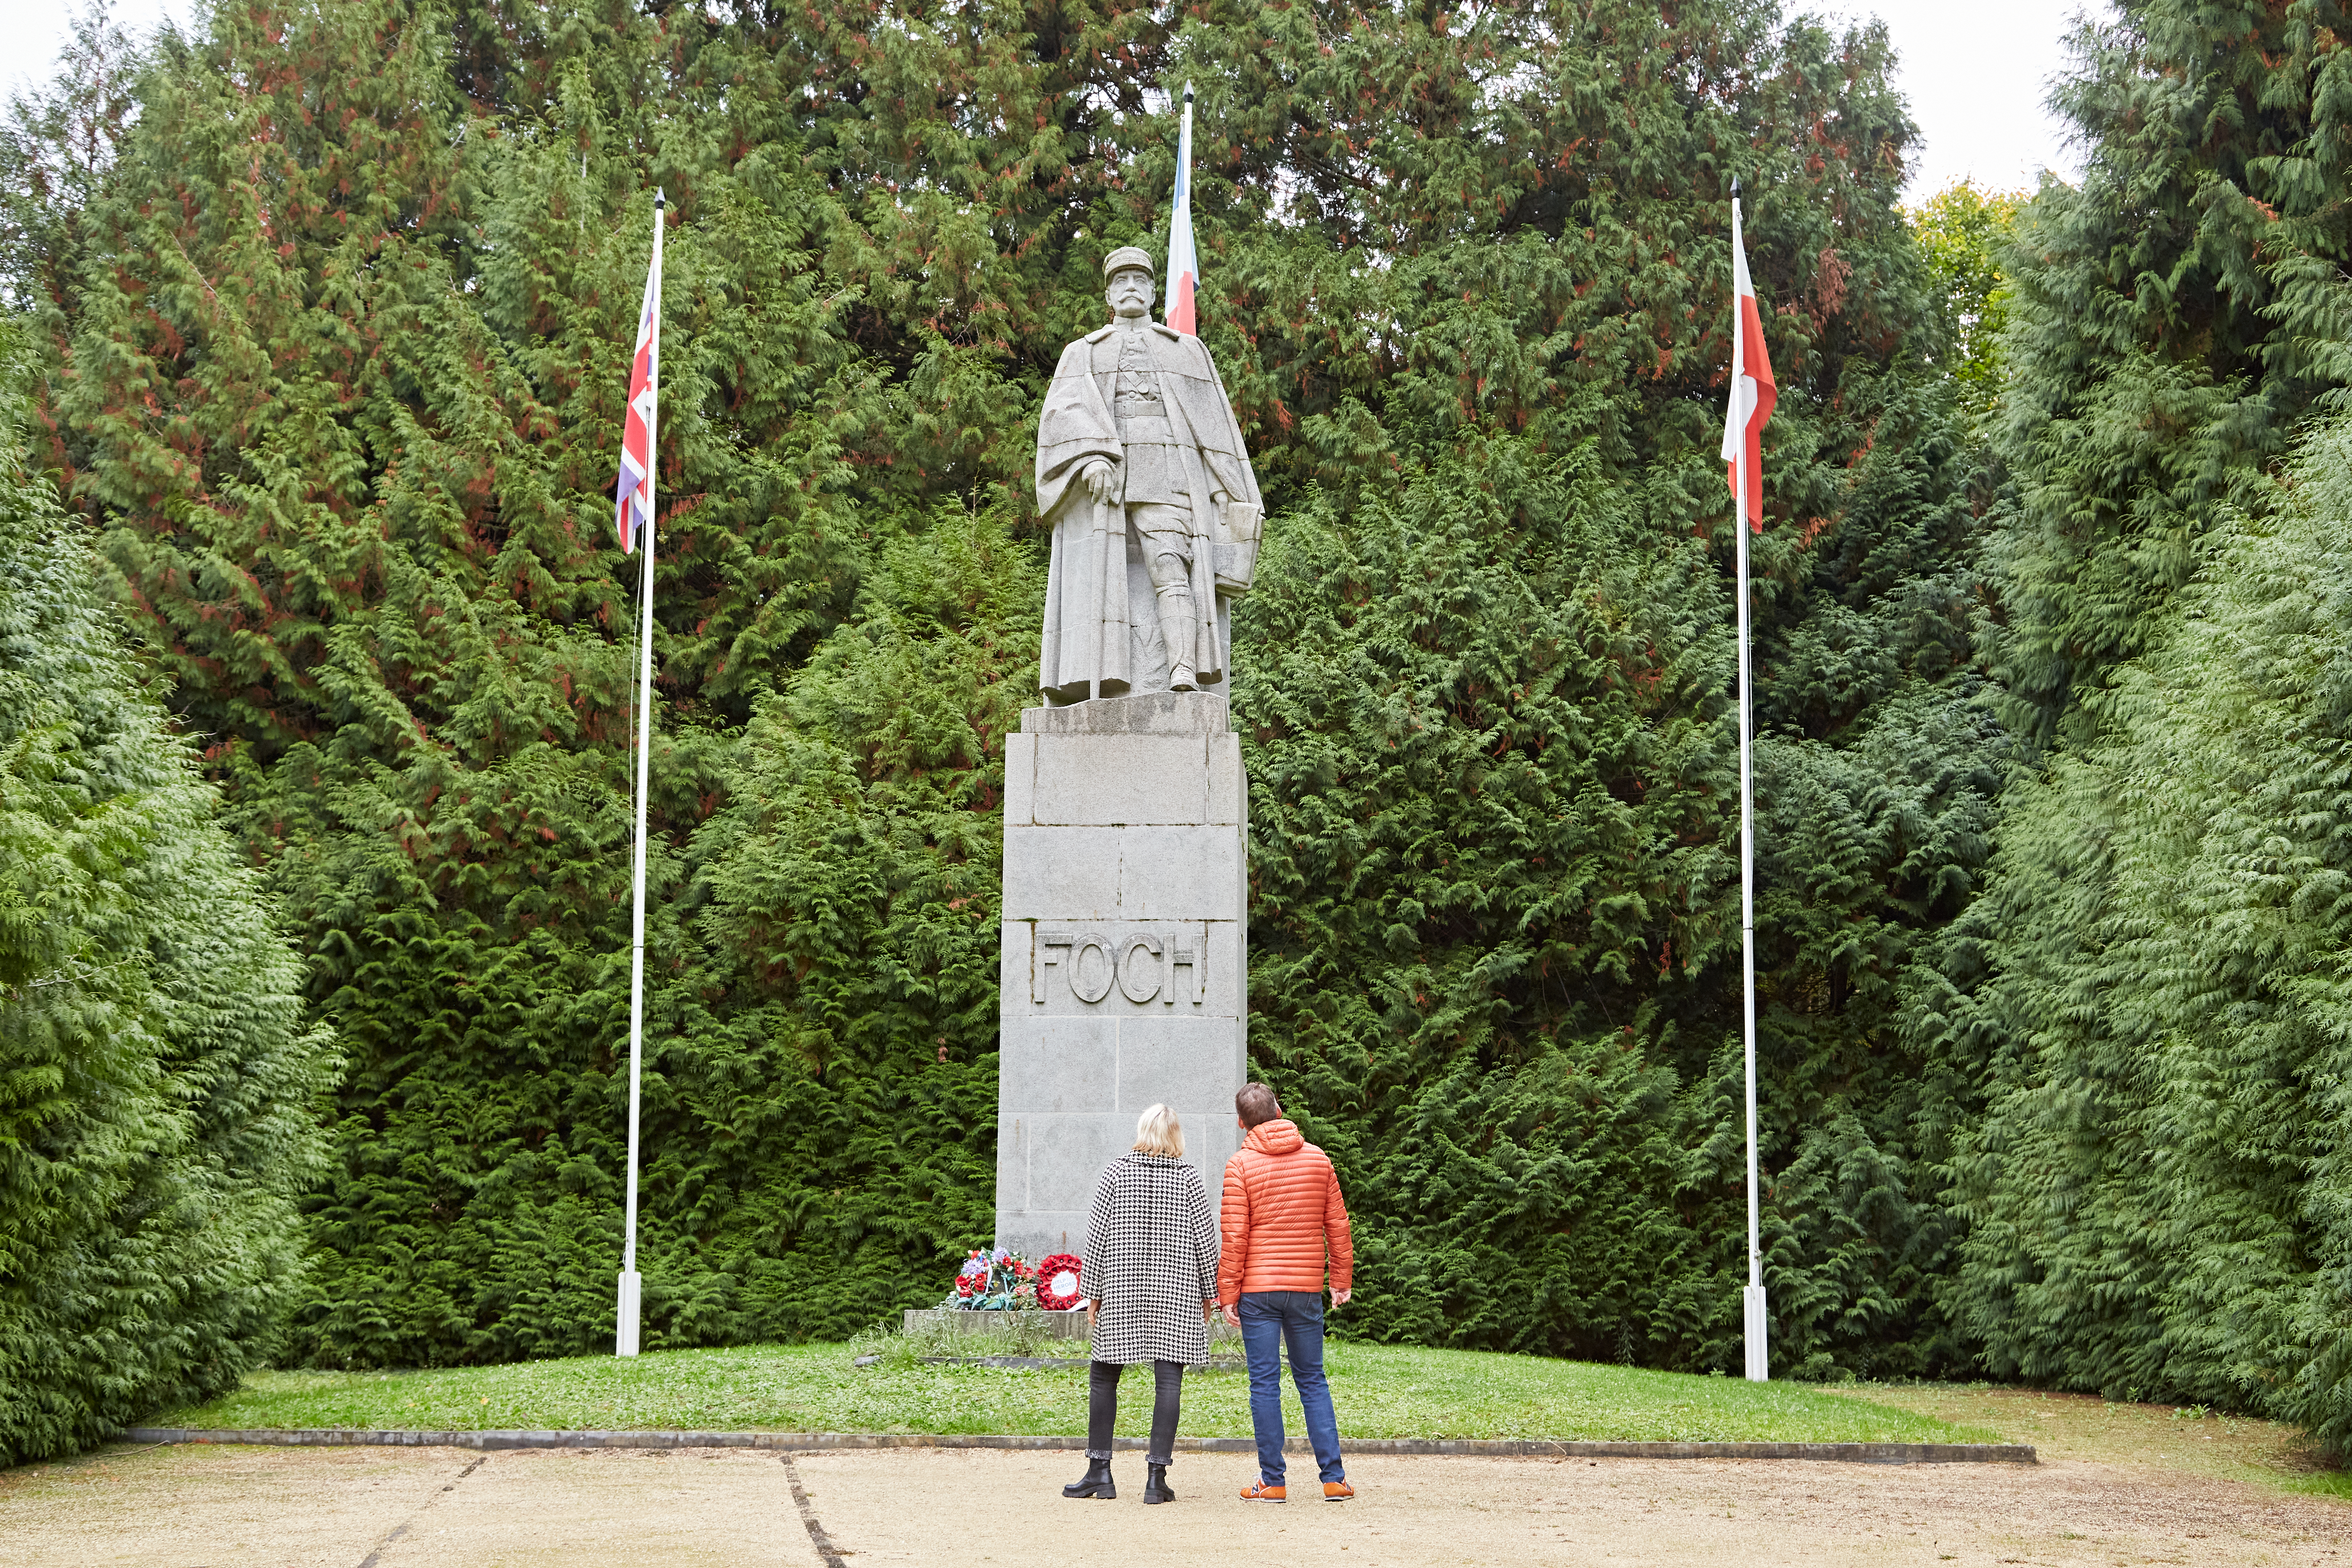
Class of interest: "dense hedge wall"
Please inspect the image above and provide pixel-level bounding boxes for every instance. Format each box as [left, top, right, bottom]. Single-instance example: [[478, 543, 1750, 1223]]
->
[[0, 345, 336, 1463], [1908, 0, 2352, 1452], [9, 0, 1992, 1377]]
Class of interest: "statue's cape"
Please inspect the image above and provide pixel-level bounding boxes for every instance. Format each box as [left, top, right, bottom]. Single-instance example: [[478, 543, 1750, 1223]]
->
[[1035, 323, 1263, 519], [1033, 324, 1264, 704]]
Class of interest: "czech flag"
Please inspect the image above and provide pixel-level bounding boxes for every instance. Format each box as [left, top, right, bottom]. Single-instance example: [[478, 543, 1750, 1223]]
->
[[1166, 84, 1197, 336], [615, 195, 664, 552], [1720, 192, 1776, 530]]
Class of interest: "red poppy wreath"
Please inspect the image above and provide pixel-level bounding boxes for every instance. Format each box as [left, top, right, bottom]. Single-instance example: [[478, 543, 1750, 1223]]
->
[[1035, 1253, 1084, 1311]]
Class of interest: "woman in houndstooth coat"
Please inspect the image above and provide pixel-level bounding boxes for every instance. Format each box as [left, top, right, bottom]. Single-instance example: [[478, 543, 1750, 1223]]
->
[[1062, 1104, 1220, 1505]]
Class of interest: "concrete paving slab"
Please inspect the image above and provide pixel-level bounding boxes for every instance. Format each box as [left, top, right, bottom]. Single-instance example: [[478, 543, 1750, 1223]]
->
[[367, 1448, 817, 1568], [0, 1442, 466, 1567], [6, 1440, 2349, 1567]]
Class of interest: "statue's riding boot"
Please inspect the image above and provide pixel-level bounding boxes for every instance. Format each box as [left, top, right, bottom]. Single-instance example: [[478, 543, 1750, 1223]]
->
[[1155, 586, 1196, 690]]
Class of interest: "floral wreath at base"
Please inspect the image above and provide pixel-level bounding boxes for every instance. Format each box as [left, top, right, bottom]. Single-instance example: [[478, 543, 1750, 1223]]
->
[[1035, 1253, 1084, 1312], [946, 1247, 1041, 1310]]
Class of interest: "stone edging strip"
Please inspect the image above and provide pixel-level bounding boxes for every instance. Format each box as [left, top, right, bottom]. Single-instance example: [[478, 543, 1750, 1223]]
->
[[122, 1428, 2034, 1464], [911, 1356, 1251, 1371]]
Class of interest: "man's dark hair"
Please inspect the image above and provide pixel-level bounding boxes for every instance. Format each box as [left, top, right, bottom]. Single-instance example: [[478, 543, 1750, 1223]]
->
[[1235, 1083, 1283, 1128]]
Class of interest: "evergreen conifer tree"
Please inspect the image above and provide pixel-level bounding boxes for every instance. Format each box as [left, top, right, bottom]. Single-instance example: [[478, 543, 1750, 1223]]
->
[[1898, 0, 2352, 1439], [36, 0, 885, 1362], [1986, 0, 2352, 749], [0, 338, 334, 1463], [1929, 399, 2352, 1447]]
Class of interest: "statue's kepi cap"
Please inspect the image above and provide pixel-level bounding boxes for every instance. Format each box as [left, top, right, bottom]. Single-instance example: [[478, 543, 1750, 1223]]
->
[[1103, 245, 1155, 281]]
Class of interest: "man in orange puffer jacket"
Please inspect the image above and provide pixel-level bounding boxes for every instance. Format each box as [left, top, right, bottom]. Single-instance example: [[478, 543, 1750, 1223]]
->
[[1218, 1082, 1354, 1502]]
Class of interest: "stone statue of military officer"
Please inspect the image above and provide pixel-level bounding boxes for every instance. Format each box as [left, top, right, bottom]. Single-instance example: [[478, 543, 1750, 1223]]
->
[[1033, 247, 1264, 704]]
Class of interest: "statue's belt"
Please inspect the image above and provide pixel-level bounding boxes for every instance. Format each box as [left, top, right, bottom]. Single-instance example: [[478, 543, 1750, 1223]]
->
[[1114, 414, 1176, 443]]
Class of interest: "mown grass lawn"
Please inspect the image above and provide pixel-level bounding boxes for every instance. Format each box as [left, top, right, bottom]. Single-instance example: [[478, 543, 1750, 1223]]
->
[[1851, 1381, 2352, 1499], [156, 1341, 2001, 1445]]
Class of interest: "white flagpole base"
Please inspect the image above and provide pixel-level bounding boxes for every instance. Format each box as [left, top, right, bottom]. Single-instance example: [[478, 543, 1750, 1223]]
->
[[616, 1270, 643, 1358], [1743, 1284, 1769, 1381]]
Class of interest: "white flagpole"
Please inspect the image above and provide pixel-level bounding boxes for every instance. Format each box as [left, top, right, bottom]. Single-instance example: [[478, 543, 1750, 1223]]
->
[[1177, 84, 1193, 250], [1732, 185, 1768, 1383], [617, 189, 663, 1360]]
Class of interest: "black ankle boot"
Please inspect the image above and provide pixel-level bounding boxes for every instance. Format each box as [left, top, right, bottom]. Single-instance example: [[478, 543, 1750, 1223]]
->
[[1143, 1463, 1175, 1504], [1062, 1457, 1115, 1499]]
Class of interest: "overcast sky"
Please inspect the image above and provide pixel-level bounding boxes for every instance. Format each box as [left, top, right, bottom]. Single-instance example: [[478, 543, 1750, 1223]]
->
[[1828, 0, 2087, 196], [1, 0, 2084, 200], [0, 0, 187, 98]]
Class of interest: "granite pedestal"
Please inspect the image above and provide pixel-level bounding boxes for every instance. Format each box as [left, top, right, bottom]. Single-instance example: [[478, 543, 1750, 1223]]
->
[[995, 690, 1247, 1260]]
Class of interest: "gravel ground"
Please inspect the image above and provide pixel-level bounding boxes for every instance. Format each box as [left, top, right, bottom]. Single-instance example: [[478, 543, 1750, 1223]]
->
[[3, 1438, 2349, 1567], [806, 1447, 2352, 1567]]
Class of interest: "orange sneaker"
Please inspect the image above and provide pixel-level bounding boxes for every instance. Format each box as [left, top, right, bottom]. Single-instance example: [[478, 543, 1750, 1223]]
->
[[1323, 1481, 1354, 1501], [1239, 1481, 1287, 1501]]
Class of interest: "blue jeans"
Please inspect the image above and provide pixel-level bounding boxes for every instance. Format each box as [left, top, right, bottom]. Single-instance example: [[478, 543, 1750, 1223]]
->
[[1238, 1291, 1344, 1485]]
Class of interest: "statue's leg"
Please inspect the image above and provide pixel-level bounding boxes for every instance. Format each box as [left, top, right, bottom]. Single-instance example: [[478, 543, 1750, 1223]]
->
[[1142, 533, 1196, 690]]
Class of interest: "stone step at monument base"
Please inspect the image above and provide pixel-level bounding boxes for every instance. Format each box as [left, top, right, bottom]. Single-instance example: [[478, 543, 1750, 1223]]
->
[[901, 1308, 1243, 1346], [903, 1308, 1090, 1339]]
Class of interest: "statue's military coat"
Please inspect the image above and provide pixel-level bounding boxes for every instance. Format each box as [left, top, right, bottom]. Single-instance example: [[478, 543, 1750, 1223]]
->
[[1034, 322, 1263, 704]]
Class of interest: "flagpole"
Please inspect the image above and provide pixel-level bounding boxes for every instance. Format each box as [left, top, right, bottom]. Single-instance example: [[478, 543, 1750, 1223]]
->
[[1732, 183, 1767, 1384], [617, 188, 663, 1360], [1179, 83, 1193, 217]]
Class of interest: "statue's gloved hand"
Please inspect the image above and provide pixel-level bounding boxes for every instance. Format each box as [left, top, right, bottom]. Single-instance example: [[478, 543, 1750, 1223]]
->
[[1079, 459, 1118, 505]]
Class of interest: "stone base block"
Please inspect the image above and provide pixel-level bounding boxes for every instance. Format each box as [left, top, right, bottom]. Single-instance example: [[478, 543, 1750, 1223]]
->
[[998, 692, 1248, 1259]]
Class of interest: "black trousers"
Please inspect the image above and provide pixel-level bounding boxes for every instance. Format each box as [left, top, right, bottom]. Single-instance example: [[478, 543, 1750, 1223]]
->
[[1085, 1358, 1183, 1465]]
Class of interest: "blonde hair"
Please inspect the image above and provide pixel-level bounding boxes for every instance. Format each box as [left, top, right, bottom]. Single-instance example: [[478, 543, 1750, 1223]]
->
[[1133, 1103, 1185, 1158]]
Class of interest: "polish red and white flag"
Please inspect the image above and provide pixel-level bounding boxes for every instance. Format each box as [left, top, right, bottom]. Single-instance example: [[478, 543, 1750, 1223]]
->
[[614, 197, 664, 553], [1165, 83, 1198, 335], [1721, 194, 1776, 529]]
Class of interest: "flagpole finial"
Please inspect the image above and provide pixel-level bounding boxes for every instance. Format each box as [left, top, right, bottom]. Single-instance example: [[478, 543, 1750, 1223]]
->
[[655, 189, 665, 211], [1730, 176, 1741, 197], [1184, 82, 1193, 103]]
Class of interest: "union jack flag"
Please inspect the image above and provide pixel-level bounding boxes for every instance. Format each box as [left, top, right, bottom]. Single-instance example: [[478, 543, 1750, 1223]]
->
[[615, 194, 664, 552]]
